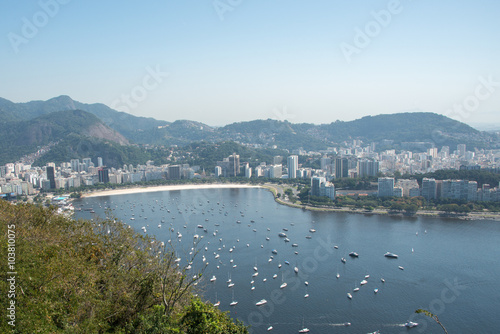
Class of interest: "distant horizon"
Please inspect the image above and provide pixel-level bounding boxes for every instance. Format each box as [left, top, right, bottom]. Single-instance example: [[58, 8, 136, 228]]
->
[[2, 94, 499, 131]]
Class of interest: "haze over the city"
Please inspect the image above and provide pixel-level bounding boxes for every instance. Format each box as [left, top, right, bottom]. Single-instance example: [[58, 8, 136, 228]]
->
[[1, 0, 499, 127]]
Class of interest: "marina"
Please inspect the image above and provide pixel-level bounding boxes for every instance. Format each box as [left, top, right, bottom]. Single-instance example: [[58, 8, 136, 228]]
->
[[75, 187, 500, 333]]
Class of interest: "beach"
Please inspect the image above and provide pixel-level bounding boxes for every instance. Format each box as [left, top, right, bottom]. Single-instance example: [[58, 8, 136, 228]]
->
[[83, 183, 261, 198]]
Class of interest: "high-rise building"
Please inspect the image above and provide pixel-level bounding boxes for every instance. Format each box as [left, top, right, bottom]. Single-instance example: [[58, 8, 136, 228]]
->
[[311, 176, 326, 197], [46, 166, 56, 189], [98, 167, 110, 183], [287, 155, 298, 179], [335, 158, 348, 179], [358, 159, 379, 177], [215, 166, 222, 177], [70, 159, 80, 172], [168, 165, 181, 179], [273, 156, 283, 165], [228, 153, 240, 177], [97, 157, 103, 167], [457, 144, 466, 157], [421, 178, 437, 200], [378, 177, 395, 197]]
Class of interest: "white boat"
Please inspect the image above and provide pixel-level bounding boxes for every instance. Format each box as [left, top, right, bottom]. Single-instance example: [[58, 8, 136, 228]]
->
[[365, 274, 370, 279], [210, 275, 216, 282], [347, 293, 352, 299], [399, 266, 405, 270], [256, 299, 267, 306], [381, 278, 385, 283], [349, 252, 359, 257], [298, 329, 310, 333], [305, 235, 312, 239], [304, 293, 309, 298], [304, 281, 309, 286], [228, 282, 235, 288], [230, 301, 238, 306], [252, 272, 259, 277], [309, 228, 316, 233], [267, 325, 273, 331], [213, 301, 220, 307], [294, 267, 299, 274], [334, 245, 338, 249], [336, 273, 340, 279], [360, 280, 368, 285], [405, 321, 418, 328], [273, 274, 278, 279], [341, 257, 347, 263], [374, 288, 379, 293], [280, 282, 287, 289], [254, 266, 258, 272], [279, 232, 287, 237], [353, 287, 360, 292], [384, 252, 399, 258]]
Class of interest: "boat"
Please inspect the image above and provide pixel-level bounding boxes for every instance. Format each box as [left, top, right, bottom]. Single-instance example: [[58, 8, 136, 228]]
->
[[341, 257, 347, 263], [278, 232, 287, 237], [284, 238, 290, 242], [304, 281, 309, 286], [292, 243, 299, 247], [210, 275, 216, 282], [228, 282, 235, 288], [230, 301, 238, 306], [347, 293, 352, 299], [381, 278, 385, 283], [273, 274, 278, 279], [294, 267, 299, 273], [349, 252, 359, 257], [254, 266, 258, 272], [298, 328, 310, 333], [353, 287, 360, 292], [267, 326, 273, 331], [282, 228, 288, 231], [272, 249, 278, 254], [404, 321, 418, 328], [285, 261, 290, 265], [399, 266, 405, 270], [384, 252, 399, 258], [252, 272, 259, 277], [305, 235, 312, 239], [213, 301, 220, 307], [334, 245, 339, 249], [280, 282, 287, 289], [374, 288, 379, 293], [197, 225, 203, 229], [304, 293, 309, 298], [365, 275, 370, 279], [309, 228, 316, 233], [344, 322, 351, 326], [256, 299, 267, 306], [360, 280, 368, 285], [336, 273, 340, 279]]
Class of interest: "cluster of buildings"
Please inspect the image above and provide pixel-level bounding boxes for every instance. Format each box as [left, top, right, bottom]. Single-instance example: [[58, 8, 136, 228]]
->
[[378, 177, 500, 202], [0, 157, 202, 197], [1, 141, 499, 204]]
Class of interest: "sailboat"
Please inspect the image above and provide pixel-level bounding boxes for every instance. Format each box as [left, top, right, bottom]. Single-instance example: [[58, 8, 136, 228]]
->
[[230, 290, 238, 306], [213, 292, 220, 307], [280, 273, 287, 289], [299, 318, 310, 332]]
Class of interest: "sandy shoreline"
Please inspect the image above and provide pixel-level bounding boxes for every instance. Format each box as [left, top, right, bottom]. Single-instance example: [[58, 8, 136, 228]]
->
[[83, 183, 261, 198]]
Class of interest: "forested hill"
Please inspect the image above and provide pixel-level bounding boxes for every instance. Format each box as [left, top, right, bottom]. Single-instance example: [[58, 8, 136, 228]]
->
[[1, 95, 497, 164], [0, 201, 249, 333]]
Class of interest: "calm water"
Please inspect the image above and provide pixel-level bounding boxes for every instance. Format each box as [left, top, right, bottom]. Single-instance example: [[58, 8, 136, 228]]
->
[[75, 188, 500, 334]]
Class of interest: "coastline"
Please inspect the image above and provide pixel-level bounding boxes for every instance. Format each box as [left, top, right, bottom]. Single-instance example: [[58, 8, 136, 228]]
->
[[261, 184, 500, 221], [79, 182, 500, 221], [83, 183, 261, 198]]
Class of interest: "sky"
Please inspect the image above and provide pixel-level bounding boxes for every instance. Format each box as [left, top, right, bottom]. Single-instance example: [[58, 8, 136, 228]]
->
[[1, 0, 499, 127]]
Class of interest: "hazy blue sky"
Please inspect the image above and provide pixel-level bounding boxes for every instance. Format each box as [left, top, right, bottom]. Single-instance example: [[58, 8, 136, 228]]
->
[[1, 0, 499, 127]]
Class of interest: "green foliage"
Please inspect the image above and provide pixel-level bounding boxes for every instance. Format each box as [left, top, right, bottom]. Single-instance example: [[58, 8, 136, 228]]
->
[[415, 309, 449, 334], [0, 201, 248, 333]]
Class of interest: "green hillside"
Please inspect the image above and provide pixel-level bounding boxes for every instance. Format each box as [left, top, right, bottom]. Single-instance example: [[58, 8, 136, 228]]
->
[[0, 201, 248, 333]]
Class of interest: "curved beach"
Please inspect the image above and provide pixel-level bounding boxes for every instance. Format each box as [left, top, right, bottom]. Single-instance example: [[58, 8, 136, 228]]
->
[[83, 183, 261, 198]]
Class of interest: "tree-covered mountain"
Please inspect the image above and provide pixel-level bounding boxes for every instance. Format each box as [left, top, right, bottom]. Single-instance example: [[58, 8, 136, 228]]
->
[[0, 95, 168, 143], [0, 110, 129, 165], [1, 96, 497, 165]]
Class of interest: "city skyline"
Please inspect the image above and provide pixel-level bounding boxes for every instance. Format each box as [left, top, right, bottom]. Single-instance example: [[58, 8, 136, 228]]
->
[[1, 1, 499, 127]]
